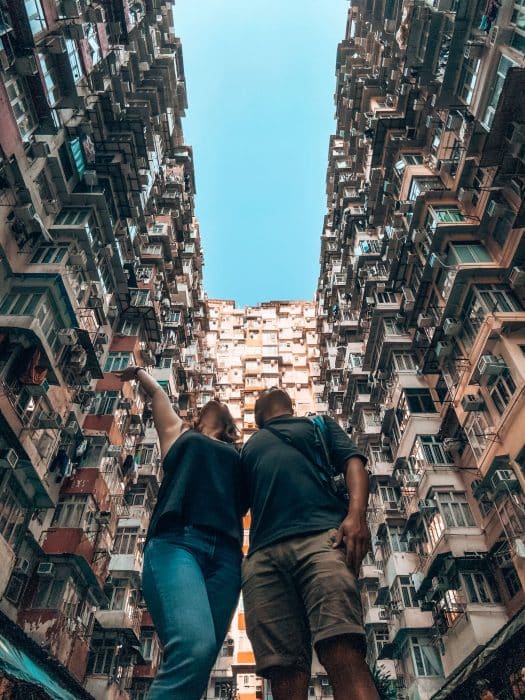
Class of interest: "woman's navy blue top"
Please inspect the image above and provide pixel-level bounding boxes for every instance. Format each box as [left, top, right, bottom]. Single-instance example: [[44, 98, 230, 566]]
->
[[146, 430, 244, 545]]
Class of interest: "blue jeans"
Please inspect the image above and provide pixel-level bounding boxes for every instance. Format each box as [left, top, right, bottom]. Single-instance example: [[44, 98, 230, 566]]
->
[[142, 526, 242, 700]]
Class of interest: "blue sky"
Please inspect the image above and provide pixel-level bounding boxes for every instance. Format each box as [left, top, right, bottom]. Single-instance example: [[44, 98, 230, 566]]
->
[[174, 1, 348, 306]]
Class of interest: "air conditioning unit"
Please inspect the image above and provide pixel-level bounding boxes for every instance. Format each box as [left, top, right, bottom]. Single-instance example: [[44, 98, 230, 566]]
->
[[457, 187, 473, 204], [446, 111, 463, 132], [14, 203, 36, 225], [39, 412, 63, 429], [83, 171, 98, 186], [509, 266, 525, 289], [14, 55, 38, 76], [461, 394, 485, 412], [443, 318, 461, 336], [106, 445, 122, 457], [57, 328, 79, 346], [69, 249, 87, 267], [68, 345, 87, 369], [428, 253, 443, 268], [379, 609, 391, 620], [0, 447, 18, 469], [15, 557, 30, 574], [491, 469, 518, 491], [37, 562, 55, 577], [425, 115, 435, 129], [118, 398, 132, 410], [381, 436, 391, 448], [403, 289, 415, 310], [405, 473, 421, 487], [489, 26, 514, 47], [478, 354, 506, 377], [443, 438, 463, 452], [435, 340, 452, 359], [486, 199, 506, 218], [29, 141, 51, 158], [418, 313, 433, 328]]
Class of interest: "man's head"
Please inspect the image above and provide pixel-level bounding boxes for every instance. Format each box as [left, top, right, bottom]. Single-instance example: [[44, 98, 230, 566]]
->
[[254, 387, 294, 428]]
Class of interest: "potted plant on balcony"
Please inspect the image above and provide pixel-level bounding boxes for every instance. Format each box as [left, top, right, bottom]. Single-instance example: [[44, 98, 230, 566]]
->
[[372, 666, 397, 700]]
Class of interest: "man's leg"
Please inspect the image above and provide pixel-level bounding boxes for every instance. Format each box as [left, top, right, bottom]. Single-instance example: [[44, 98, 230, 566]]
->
[[241, 543, 312, 697], [267, 667, 310, 700], [317, 635, 379, 700]]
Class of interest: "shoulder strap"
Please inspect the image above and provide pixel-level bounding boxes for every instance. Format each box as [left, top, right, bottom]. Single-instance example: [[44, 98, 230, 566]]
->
[[311, 416, 335, 476], [263, 419, 334, 485]]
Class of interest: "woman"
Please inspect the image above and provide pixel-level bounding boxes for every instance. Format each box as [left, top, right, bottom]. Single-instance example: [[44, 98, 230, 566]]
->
[[118, 365, 243, 700]]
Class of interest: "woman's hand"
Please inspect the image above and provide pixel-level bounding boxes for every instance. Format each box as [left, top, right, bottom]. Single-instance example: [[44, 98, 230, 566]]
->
[[116, 366, 141, 382]]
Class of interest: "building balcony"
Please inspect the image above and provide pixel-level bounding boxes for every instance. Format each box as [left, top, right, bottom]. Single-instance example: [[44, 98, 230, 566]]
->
[[94, 605, 142, 643], [42, 528, 109, 590], [109, 549, 144, 575], [388, 607, 434, 645], [439, 602, 509, 678]]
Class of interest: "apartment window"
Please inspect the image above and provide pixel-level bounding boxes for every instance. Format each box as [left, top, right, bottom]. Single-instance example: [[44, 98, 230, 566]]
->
[[36, 296, 62, 355], [383, 319, 405, 335], [65, 38, 83, 82], [135, 444, 157, 465], [434, 492, 475, 527], [0, 290, 40, 316], [465, 411, 493, 461], [113, 527, 139, 555], [482, 55, 517, 130], [408, 176, 443, 201], [55, 207, 91, 226], [408, 637, 443, 677], [426, 207, 465, 230], [379, 485, 398, 504], [87, 637, 116, 675], [5, 77, 38, 140], [30, 246, 68, 264], [92, 391, 118, 415], [458, 56, 480, 105], [448, 243, 492, 264], [38, 53, 61, 106], [118, 320, 141, 336], [0, 480, 27, 548], [32, 576, 66, 609], [52, 495, 95, 530], [416, 435, 453, 465], [214, 681, 231, 698], [159, 357, 172, 369], [394, 153, 424, 174], [405, 389, 436, 413], [140, 631, 158, 663], [24, 0, 46, 35], [104, 352, 132, 372], [107, 578, 129, 610], [4, 570, 29, 604], [86, 23, 102, 65], [488, 369, 516, 415], [393, 576, 418, 608], [393, 353, 416, 371], [460, 572, 500, 604]]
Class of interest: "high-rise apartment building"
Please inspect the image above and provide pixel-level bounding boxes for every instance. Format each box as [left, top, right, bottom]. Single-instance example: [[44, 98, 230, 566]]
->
[[0, 1, 211, 698], [316, 1, 525, 699]]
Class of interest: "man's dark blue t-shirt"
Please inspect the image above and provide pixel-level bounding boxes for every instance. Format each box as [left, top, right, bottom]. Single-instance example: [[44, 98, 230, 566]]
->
[[241, 415, 367, 555]]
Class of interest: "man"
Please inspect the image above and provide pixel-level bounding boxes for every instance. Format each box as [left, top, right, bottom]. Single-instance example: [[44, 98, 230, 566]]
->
[[241, 387, 379, 700]]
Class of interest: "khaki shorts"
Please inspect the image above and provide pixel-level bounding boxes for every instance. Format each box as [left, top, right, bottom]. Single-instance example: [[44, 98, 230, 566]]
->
[[241, 528, 365, 677]]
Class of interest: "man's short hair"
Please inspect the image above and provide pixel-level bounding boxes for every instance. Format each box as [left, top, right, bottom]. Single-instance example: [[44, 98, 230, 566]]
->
[[254, 387, 293, 428]]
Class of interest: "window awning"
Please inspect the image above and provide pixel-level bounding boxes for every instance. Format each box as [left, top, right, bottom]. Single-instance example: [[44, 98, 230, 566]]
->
[[0, 613, 94, 700], [431, 608, 525, 699]]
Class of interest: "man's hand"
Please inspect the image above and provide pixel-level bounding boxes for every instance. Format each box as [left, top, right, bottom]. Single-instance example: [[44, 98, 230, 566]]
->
[[333, 511, 371, 572]]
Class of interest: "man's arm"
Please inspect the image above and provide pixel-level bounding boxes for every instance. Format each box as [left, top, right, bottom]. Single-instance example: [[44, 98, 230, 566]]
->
[[333, 456, 371, 572]]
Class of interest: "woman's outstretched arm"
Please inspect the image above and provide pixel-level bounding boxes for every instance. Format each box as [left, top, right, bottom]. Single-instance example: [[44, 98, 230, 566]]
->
[[117, 366, 185, 458]]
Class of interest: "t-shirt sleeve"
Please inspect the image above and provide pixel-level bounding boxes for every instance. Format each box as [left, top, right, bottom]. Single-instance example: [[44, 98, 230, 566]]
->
[[324, 416, 367, 472]]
